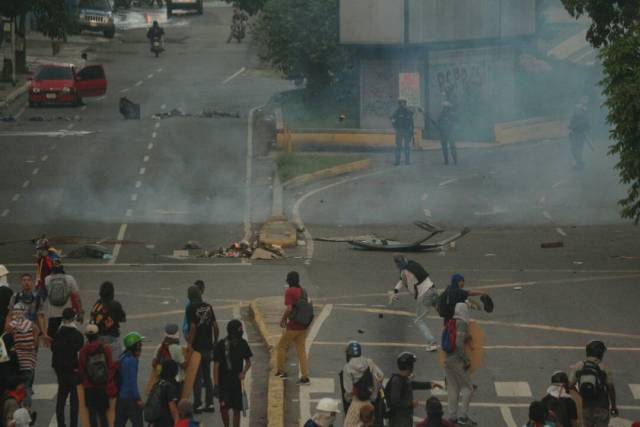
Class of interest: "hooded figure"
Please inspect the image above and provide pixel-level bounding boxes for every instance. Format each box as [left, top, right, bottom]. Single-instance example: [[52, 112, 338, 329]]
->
[[91, 281, 126, 357], [188, 285, 203, 304]]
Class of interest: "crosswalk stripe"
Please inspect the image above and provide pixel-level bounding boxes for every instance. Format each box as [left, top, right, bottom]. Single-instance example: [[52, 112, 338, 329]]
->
[[629, 384, 640, 400], [494, 382, 532, 398], [33, 384, 58, 400]]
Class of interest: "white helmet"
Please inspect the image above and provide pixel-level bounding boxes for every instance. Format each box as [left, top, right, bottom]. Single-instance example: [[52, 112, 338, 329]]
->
[[0, 264, 8, 278], [316, 398, 341, 413]]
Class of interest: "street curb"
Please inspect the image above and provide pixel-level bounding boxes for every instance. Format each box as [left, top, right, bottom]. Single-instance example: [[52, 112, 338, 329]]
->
[[258, 216, 298, 248], [0, 83, 28, 110], [250, 300, 284, 427], [283, 158, 371, 189]]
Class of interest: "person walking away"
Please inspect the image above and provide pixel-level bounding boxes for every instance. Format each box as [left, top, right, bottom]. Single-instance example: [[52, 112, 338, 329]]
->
[[227, 8, 248, 43], [438, 101, 458, 165], [339, 341, 384, 426], [384, 352, 442, 427], [569, 340, 618, 427], [303, 398, 340, 427], [391, 99, 414, 166], [153, 323, 187, 393], [542, 371, 578, 427], [437, 274, 488, 322], [7, 274, 48, 344], [568, 101, 591, 170], [174, 399, 200, 427], [147, 21, 165, 49], [79, 324, 116, 427], [35, 238, 60, 296], [213, 319, 252, 427], [0, 265, 13, 334], [186, 285, 219, 414], [6, 303, 40, 418], [523, 401, 555, 427], [91, 281, 126, 357], [416, 397, 455, 427], [144, 359, 179, 427], [390, 255, 439, 351], [182, 280, 205, 339], [115, 332, 145, 427], [276, 271, 313, 384], [45, 263, 83, 339], [52, 308, 84, 427], [443, 303, 476, 426]]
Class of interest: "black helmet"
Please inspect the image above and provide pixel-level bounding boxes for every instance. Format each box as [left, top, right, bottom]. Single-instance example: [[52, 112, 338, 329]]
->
[[397, 352, 417, 371], [550, 371, 569, 385], [346, 341, 362, 360], [586, 340, 606, 359]]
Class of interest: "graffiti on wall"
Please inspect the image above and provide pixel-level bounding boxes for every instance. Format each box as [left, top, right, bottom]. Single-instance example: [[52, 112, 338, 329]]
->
[[361, 62, 397, 127]]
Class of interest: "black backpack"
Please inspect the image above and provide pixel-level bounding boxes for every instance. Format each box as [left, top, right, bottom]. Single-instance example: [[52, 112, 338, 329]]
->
[[289, 289, 314, 328], [577, 360, 607, 400], [405, 261, 428, 283], [85, 345, 108, 385], [353, 367, 375, 401], [144, 380, 166, 423], [436, 288, 455, 319]]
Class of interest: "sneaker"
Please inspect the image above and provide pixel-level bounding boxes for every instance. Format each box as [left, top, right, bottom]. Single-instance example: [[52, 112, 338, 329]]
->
[[275, 371, 288, 379], [194, 405, 204, 414], [297, 377, 310, 385], [456, 416, 477, 426], [203, 404, 215, 413], [425, 343, 439, 352]]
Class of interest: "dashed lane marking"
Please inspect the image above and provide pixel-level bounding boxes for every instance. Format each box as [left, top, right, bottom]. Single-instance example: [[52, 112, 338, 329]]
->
[[32, 168, 39, 175], [148, 142, 154, 150], [81, 105, 87, 111], [499, 405, 519, 427], [131, 193, 138, 201], [1, 209, 8, 217], [155, 122, 160, 129], [120, 88, 130, 93], [495, 382, 532, 398], [74, 115, 80, 120], [157, 67, 163, 73], [22, 180, 29, 189], [139, 167, 146, 175], [424, 208, 432, 218], [543, 211, 552, 220], [135, 180, 142, 188], [11, 194, 20, 202], [143, 155, 150, 162], [135, 80, 143, 87], [552, 180, 565, 189], [438, 177, 459, 186], [147, 74, 154, 79], [109, 223, 128, 265], [96, 95, 106, 101], [630, 384, 640, 400], [152, 132, 157, 139], [41, 155, 48, 162], [161, 104, 166, 110], [556, 227, 567, 236], [67, 123, 73, 129], [126, 208, 133, 217], [223, 67, 246, 84]]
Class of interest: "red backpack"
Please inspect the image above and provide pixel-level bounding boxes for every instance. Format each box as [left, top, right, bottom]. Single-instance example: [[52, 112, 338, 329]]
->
[[152, 341, 172, 368], [441, 319, 457, 353]]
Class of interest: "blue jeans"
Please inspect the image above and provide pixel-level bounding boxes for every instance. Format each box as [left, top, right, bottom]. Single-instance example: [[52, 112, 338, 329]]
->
[[415, 290, 437, 344], [21, 369, 34, 408], [115, 398, 143, 427]]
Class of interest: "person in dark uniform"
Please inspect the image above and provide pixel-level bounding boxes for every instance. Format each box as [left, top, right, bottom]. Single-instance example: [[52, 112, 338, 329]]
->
[[391, 99, 414, 166], [569, 101, 591, 170], [438, 101, 458, 165]]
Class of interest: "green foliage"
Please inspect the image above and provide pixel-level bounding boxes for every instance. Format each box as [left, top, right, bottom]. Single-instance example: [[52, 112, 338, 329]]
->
[[253, 0, 352, 94], [224, 0, 266, 16], [0, 0, 33, 17], [33, 0, 70, 41], [276, 152, 364, 183], [562, 0, 640, 223]]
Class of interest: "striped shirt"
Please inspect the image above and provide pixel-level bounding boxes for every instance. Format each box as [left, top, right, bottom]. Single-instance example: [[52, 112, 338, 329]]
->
[[10, 319, 37, 370]]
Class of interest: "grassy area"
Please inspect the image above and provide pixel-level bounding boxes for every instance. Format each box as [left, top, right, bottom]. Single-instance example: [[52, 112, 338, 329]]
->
[[276, 152, 364, 183]]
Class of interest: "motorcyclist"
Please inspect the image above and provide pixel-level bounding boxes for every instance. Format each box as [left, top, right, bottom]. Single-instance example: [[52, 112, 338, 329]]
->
[[227, 8, 248, 43], [147, 20, 165, 49]]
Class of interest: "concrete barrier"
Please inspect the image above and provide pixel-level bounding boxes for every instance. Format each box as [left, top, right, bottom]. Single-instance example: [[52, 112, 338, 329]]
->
[[276, 128, 421, 151], [283, 159, 371, 188]]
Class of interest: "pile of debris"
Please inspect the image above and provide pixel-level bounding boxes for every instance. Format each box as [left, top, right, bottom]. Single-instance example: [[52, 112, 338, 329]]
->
[[150, 107, 241, 120], [194, 239, 285, 260]]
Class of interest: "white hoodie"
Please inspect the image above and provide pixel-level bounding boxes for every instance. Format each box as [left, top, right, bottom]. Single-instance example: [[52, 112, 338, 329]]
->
[[341, 356, 384, 402]]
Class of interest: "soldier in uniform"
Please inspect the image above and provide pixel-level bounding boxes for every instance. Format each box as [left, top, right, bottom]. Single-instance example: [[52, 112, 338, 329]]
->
[[391, 99, 414, 166], [569, 101, 591, 170], [438, 101, 458, 165]]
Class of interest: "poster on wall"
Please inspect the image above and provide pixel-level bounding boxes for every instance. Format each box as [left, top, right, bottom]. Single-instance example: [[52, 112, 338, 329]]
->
[[399, 72, 421, 107]]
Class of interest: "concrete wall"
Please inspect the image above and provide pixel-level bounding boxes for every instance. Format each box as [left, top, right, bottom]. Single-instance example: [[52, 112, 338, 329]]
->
[[340, 0, 404, 45]]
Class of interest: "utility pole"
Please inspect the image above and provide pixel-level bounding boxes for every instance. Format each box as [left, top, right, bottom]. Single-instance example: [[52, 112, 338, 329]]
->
[[11, 16, 16, 86]]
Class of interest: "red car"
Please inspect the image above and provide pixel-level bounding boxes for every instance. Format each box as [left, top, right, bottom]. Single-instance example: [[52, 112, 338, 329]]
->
[[29, 64, 108, 107]]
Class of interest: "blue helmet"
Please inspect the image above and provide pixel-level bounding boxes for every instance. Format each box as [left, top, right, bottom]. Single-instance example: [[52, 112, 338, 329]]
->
[[346, 341, 362, 360]]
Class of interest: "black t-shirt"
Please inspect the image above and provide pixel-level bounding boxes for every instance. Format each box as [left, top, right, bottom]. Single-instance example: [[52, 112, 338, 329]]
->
[[442, 288, 469, 321], [186, 302, 216, 351], [92, 299, 126, 337], [542, 394, 578, 427], [213, 337, 252, 386], [0, 286, 13, 332], [156, 381, 179, 427]]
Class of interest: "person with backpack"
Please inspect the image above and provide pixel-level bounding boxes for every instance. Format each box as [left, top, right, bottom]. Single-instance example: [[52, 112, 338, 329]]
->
[[79, 323, 116, 427], [174, 399, 200, 427], [303, 398, 340, 427], [213, 319, 252, 427], [416, 397, 455, 427], [276, 271, 313, 385], [443, 302, 476, 426], [0, 264, 13, 334], [35, 238, 60, 296], [44, 264, 83, 339], [186, 285, 219, 414], [52, 308, 84, 427], [390, 255, 439, 352], [339, 341, 384, 426], [144, 359, 179, 427], [7, 274, 48, 344], [541, 371, 577, 427], [384, 352, 442, 427], [153, 323, 186, 392], [437, 274, 488, 322], [182, 280, 205, 339], [569, 340, 618, 427], [115, 332, 145, 427], [90, 281, 126, 357], [523, 400, 555, 427]]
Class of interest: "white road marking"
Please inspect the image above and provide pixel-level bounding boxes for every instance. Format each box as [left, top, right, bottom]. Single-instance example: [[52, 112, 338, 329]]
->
[[143, 155, 150, 162], [11, 194, 20, 202], [299, 378, 335, 427], [48, 414, 57, 427], [120, 88, 129, 93], [495, 382, 532, 397], [126, 208, 133, 217], [96, 95, 106, 101], [152, 132, 157, 139], [15, 104, 27, 119], [552, 180, 565, 189], [155, 122, 160, 129], [51, 143, 57, 150], [74, 115, 80, 120], [147, 143, 154, 150], [157, 67, 163, 73], [109, 223, 128, 265], [539, 195, 546, 204], [556, 227, 567, 236], [161, 104, 166, 110], [139, 167, 146, 175], [81, 105, 87, 111], [147, 74, 154, 79], [424, 208, 432, 218], [1, 209, 8, 217], [243, 107, 258, 242], [223, 67, 246, 84], [22, 180, 30, 189], [32, 384, 58, 400], [135, 80, 143, 87], [499, 405, 519, 427], [421, 193, 428, 201], [438, 177, 458, 186], [131, 193, 138, 201], [542, 211, 552, 220], [67, 123, 74, 129], [630, 384, 640, 400], [135, 180, 142, 188], [41, 155, 48, 162], [0, 130, 93, 137]]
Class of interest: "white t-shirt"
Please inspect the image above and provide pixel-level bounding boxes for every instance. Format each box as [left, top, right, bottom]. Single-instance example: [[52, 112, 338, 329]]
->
[[44, 274, 79, 318]]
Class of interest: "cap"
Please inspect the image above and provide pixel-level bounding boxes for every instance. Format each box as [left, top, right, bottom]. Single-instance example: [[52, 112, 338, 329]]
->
[[164, 323, 179, 336], [36, 238, 50, 250], [0, 264, 9, 277], [85, 324, 99, 335], [316, 397, 341, 413], [62, 308, 76, 321]]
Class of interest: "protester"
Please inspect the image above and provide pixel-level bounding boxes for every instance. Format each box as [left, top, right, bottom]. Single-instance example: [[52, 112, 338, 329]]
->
[[568, 100, 591, 170], [340, 341, 384, 426], [186, 285, 219, 413], [391, 98, 414, 166], [0, 333, 19, 395], [416, 397, 455, 427], [438, 101, 458, 165], [0, 264, 13, 333], [146, 359, 179, 427], [523, 401, 555, 427], [390, 255, 439, 351], [35, 238, 59, 296], [182, 280, 206, 338], [44, 263, 82, 339], [153, 323, 186, 392], [91, 281, 126, 357], [569, 340, 618, 427], [541, 371, 578, 427], [385, 352, 442, 426], [443, 303, 476, 426], [2, 377, 27, 427], [115, 332, 145, 427], [303, 398, 340, 427], [51, 308, 84, 427], [437, 274, 488, 322], [174, 400, 200, 427], [276, 271, 312, 384], [213, 319, 252, 427], [79, 323, 116, 427], [7, 274, 48, 343]]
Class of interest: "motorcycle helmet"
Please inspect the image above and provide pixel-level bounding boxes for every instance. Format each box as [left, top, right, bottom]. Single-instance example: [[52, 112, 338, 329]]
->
[[316, 398, 341, 413], [345, 341, 362, 361], [397, 351, 417, 371], [123, 331, 145, 350], [586, 340, 606, 359]]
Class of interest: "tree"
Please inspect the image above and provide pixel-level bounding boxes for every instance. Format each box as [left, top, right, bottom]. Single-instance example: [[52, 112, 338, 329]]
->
[[33, 0, 71, 49], [224, 0, 267, 16], [0, 0, 34, 73], [561, 0, 640, 223], [253, 0, 351, 94]]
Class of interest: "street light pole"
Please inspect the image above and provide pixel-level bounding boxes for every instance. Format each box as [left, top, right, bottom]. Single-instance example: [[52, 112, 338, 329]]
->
[[11, 16, 16, 86]]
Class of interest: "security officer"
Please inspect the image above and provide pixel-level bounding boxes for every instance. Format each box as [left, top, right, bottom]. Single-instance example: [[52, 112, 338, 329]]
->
[[569, 101, 591, 170], [391, 98, 414, 166], [438, 101, 458, 165]]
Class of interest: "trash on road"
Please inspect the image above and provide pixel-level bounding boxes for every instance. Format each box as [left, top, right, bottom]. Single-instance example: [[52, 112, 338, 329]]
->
[[120, 97, 141, 119], [540, 241, 564, 249], [315, 234, 381, 242], [67, 244, 113, 259], [149, 108, 241, 120], [183, 240, 202, 250], [251, 248, 281, 260], [201, 108, 241, 119]]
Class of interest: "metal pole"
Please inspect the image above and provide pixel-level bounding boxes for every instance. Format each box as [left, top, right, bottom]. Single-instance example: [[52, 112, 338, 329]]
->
[[11, 16, 16, 85]]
